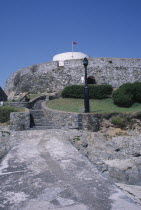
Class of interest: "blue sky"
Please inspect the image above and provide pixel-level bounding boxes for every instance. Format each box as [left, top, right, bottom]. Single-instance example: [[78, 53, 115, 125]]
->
[[0, 0, 141, 88]]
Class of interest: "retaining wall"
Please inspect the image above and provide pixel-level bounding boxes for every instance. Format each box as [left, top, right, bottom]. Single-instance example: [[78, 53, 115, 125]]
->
[[4, 95, 47, 109], [10, 112, 30, 131], [42, 102, 99, 131]]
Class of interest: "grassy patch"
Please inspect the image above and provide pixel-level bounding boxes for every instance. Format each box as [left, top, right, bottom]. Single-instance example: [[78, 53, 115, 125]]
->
[[111, 116, 126, 128], [46, 98, 141, 113]]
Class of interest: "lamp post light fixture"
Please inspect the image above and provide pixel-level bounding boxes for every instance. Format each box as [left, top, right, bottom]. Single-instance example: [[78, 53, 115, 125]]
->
[[83, 57, 90, 113]]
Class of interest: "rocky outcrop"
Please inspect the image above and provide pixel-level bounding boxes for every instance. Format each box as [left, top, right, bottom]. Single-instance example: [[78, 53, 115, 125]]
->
[[70, 128, 141, 186], [0, 129, 141, 209], [0, 125, 141, 207]]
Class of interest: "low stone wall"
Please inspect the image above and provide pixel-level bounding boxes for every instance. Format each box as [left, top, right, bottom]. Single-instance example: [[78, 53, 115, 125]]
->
[[10, 112, 30, 131], [4, 95, 47, 109], [4, 101, 30, 108], [42, 102, 99, 131]]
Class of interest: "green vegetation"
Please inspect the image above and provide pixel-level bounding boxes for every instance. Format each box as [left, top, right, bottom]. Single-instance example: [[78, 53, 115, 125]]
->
[[113, 82, 141, 107], [73, 136, 81, 141], [46, 98, 141, 113], [89, 84, 113, 99], [111, 116, 126, 128], [62, 85, 84, 99], [0, 106, 24, 123], [62, 84, 113, 99], [134, 82, 141, 102]]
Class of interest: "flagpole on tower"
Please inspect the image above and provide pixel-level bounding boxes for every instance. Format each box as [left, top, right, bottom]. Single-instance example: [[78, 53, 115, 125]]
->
[[72, 41, 77, 59], [72, 41, 73, 58]]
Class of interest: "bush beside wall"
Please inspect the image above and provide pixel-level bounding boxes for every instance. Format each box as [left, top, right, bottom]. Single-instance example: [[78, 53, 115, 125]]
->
[[0, 106, 19, 123], [134, 82, 141, 103], [89, 84, 113, 99], [62, 84, 113, 99], [113, 82, 141, 107]]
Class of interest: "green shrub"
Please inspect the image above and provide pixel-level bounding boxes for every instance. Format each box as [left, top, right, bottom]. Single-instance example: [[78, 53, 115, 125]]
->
[[111, 116, 126, 128], [118, 83, 135, 93], [134, 82, 141, 103], [113, 89, 134, 107], [62, 84, 113, 99], [112, 83, 135, 107], [89, 84, 113, 99], [62, 85, 84, 98], [0, 106, 18, 123]]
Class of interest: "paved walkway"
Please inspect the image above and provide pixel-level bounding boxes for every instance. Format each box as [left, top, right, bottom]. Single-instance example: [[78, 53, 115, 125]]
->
[[0, 130, 141, 210]]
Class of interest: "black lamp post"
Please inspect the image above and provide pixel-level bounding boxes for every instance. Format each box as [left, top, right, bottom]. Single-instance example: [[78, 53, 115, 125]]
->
[[83, 57, 90, 113]]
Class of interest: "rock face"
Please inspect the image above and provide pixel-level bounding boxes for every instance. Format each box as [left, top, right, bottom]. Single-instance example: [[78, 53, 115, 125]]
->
[[0, 129, 141, 209], [5, 57, 141, 99], [70, 129, 141, 186]]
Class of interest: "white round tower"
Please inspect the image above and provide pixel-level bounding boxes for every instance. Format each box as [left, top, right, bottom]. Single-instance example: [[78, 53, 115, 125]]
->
[[53, 52, 89, 66]]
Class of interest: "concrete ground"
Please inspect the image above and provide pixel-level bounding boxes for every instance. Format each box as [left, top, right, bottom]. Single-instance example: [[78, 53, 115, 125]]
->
[[0, 129, 141, 210]]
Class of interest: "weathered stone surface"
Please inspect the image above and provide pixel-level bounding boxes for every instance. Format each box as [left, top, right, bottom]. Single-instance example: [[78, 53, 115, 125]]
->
[[0, 126, 10, 160], [10, 112, 30, 131], [70, 129, 141, 186], [5, 58, 141, 99], [0, 130, 140, 209], [116, 183, 141, 205]]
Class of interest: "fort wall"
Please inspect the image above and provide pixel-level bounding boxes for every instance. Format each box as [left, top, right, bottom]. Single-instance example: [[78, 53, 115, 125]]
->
[[5, 57, 141, 98]]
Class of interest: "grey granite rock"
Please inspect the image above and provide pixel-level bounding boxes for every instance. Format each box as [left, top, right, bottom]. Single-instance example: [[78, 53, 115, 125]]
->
[[0, 130, 140, 209], [70, 129, 141, 186]]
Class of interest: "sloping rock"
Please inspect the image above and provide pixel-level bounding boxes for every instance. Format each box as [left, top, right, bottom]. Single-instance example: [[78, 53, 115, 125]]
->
[[70, 129, 141, 185], [0, 130, 140, 209], [116, 183, 141, 205]]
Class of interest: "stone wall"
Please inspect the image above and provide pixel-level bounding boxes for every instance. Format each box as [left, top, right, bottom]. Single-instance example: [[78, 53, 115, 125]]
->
[[5, 57, 141, 99], [10, 112, 30, 131], [42, 102, 99, 131], [4, 95, 47, 109]]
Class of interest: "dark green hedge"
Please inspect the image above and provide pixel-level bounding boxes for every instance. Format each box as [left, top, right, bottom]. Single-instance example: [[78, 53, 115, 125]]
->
[[62, 85, 84, 98], [89, 84, 113, 99], [112, 82, 141, 107], [62, 84, 113, 99], [113, 89, 134, 107], [0, 106, 18, 123], [112, 83, 134, 107], [134, 82, 141, 102]]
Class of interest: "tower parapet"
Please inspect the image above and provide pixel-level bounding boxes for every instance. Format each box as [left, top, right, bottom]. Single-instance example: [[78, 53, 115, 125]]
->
[[53, 52, 89, 66]]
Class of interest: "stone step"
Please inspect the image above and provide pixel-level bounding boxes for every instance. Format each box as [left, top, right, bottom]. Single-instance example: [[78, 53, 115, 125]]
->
[[30, 111, 45, 116], [31, 119, 54, 125], [32, 122, 54, 126], [33, 118, 48, 122], [30, 110, 54, 127], [30, 126, 54, 130]]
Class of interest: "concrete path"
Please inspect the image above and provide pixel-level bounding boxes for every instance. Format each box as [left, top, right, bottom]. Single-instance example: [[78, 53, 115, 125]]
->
[[0, 130, 141, 210]]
